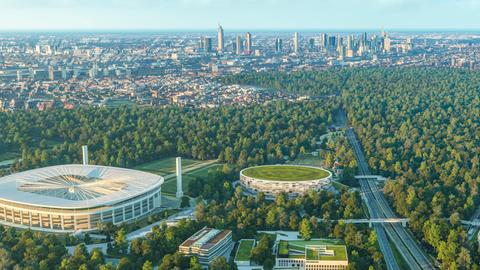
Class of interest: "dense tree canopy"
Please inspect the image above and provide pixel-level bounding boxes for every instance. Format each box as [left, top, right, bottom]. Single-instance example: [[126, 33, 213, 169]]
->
[[225, 67, 480, 269], [0, 101, 333, 173]]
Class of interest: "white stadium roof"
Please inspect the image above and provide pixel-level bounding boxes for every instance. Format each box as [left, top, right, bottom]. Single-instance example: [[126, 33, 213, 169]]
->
[[0, 164, 163, 209]]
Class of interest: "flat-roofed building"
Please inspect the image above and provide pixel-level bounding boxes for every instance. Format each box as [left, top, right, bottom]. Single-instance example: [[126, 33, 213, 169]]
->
[[275, 239, 348, 270], [179, 227, 234, 268]]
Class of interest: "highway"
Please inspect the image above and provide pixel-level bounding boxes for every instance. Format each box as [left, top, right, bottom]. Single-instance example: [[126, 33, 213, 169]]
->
[[346, 128, 435, 270]]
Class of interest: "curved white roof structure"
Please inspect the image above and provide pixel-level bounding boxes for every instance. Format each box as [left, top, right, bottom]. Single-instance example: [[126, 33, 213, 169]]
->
[[0, 164, 163, 209]]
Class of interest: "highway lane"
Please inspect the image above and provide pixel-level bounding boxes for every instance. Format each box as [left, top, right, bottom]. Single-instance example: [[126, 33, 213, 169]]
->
[[346, 128, 435, 270]]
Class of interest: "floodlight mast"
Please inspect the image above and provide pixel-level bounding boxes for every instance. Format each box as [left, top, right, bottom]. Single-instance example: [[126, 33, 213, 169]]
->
[[82, 145, 89, 165]]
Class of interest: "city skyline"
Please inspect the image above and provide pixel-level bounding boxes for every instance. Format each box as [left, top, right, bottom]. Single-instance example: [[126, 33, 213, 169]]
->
[[1, 0, 480, 31]]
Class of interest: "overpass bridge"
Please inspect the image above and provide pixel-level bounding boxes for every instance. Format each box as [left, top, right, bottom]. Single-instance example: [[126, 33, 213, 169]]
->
[[460, 219, 480, 226], [317, 218, 409, 227], [355, 175, 387, 181]]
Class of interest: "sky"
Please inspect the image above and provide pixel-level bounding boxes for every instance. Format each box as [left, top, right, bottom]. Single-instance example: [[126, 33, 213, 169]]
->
[[0, 0, 479, 31]]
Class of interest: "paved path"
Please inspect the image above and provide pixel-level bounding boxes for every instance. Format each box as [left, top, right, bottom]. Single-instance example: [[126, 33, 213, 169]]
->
[[66, 208, 195, 257]]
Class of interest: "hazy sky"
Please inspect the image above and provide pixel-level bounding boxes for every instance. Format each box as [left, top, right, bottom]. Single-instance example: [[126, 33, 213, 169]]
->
[[0, 0, 479, 31]]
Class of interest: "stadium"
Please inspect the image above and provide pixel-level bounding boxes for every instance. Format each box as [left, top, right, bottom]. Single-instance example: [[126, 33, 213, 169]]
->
[[0, 164, 163, 233], [240, 165, 332, 198]]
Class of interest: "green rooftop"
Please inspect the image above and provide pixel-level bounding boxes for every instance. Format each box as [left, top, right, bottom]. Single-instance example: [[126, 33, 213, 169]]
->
[[242, 165, 330, 181], [277, 239, 348, 261], [235, 239, 255, 262]]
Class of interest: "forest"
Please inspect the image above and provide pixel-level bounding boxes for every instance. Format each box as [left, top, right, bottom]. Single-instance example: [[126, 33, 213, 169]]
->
[[1, 67, 479, 269], [225, 67, 480, 269], [0, 100, 333, 173]]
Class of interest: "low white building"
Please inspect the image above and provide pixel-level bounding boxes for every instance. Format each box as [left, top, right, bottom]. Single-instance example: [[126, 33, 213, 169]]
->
[[179, 227, 234, 268]]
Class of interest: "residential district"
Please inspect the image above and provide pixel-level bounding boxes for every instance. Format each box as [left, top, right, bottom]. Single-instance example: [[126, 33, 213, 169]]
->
[[1, 27, 479, 111]]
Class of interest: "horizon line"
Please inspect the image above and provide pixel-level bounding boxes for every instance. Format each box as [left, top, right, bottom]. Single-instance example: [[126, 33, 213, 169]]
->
[[1, 27, 480, 33]]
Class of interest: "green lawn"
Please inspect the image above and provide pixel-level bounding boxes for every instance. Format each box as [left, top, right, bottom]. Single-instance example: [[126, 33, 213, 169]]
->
[[278, 239, 347, 261], [305, 245, 347, 261], [235, 239, 255, 262], [133, 157, 202, 175], [0, 152, 20, 161], [242, 165, 330, 181], [105, 99, 136, 107], [161, 164, 224, 194], [287, 153, 324, 167], [134, 157, 223, 195]]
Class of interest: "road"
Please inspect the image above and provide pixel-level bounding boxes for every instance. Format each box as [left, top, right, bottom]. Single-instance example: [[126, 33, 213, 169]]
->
[[466, 205, 480, 239], [346, 128, 435, 270]]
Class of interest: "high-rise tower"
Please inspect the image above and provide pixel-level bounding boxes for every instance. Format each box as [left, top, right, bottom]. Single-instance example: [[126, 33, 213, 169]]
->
[[217, 25, 224, 52], [236, 36, 242, 55], [275, 38, 283, 53], [293, 32, 299, 54], [245, 32, 252, 54]]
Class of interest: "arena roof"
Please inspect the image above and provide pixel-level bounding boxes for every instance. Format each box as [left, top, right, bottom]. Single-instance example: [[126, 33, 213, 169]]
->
[[241, 165, 331, 182], [0, 164, 163, 209]]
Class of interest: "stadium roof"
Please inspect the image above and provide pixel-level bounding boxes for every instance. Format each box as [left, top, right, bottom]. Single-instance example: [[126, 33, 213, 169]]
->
[[0, 164, 163, 209]]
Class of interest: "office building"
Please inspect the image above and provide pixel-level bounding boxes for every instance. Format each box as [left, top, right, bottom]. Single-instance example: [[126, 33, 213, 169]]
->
[[236, 36, 243, 55], [275, 239, 349, 270], [179, 227, 234, 268], [320, 33, 328, 48], [217, 25, 224, 52], [384, 37, 391, 53], [275, 38, 283, 53], [245, 32, 252, 54], [205, 37, 213, 52], [293, 32, 299, 54]]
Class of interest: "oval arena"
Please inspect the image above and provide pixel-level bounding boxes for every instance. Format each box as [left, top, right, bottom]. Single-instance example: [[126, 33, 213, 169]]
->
[[239, 165, 332, 198], [0, 164, 163, 233]]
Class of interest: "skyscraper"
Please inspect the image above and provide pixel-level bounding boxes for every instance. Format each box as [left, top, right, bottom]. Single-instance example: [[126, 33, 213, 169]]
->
[[236, 36, 243, 55], [199, 37, 205, 51], [217, 25, 224, 52], [293, 32, 299, 54], [275, 38, 283, 53], [309, 38, 315, 51], [245, 32, 252, 54], [321, 33, 328, 48], [336, 35, 343, 55], [204, 37, 213, 52], [16, 70, 22, 81], [383, 37, 391, 53]]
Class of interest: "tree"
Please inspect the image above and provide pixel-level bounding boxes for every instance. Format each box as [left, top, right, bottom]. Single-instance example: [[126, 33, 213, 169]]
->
[[116, 258, 133, 270], [251, 235, 272, 266], [180, 196, 190, 208], [299, 218, 313, 240], [142, 261, 153, 270], [188, 257, 203, 270], [114, 228, 128, 255], [208, 257, 229, 270]]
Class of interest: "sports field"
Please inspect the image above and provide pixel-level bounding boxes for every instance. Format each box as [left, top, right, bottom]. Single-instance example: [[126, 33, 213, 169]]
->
[[134, 157, 221, 195], [160, 163, 223, 194], [134, 157, 202, 175], [242, 165, 330, 181]]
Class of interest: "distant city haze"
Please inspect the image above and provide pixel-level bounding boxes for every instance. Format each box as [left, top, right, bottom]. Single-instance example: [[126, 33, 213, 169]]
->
[[0, 0, 479, 31]]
